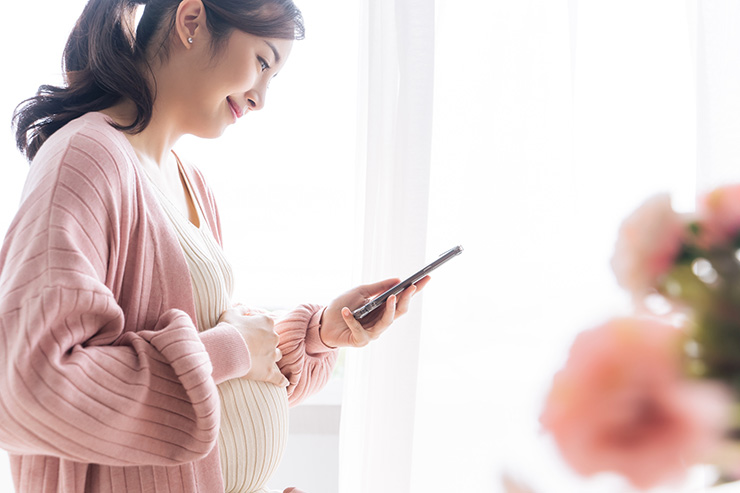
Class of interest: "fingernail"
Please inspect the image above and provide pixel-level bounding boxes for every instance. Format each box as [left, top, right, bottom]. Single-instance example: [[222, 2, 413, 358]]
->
[[342, 307, 351, 316]]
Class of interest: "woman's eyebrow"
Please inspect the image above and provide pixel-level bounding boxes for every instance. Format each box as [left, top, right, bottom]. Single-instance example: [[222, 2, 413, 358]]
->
[[264, 40, 281, 63]]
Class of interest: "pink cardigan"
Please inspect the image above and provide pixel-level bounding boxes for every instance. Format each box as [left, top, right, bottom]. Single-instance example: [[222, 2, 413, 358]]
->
[[0, 112, 338, 492]]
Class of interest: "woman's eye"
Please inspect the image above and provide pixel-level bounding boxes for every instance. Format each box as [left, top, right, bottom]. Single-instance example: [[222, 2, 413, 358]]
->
[[258, 57, 270, 72]]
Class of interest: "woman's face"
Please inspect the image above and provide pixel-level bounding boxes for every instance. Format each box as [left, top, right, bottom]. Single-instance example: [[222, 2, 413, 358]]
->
[[169, 29, 293, 138]]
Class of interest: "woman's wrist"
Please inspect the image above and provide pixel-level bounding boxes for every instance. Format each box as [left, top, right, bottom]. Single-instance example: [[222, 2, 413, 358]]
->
[[199, 322, 252, 384], [312, 307, 338, 351]]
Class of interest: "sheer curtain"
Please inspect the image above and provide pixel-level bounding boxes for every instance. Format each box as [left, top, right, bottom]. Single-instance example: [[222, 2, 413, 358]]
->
[[341, 1, 700, 492], [338, 0, 434, 491]]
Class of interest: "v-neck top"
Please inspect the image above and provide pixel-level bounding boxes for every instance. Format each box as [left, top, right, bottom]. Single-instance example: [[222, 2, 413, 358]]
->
[[145, 154, 289, 493]]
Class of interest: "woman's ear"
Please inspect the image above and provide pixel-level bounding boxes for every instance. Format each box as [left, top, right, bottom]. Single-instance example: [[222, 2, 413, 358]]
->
[[174, 0, 206, 49]]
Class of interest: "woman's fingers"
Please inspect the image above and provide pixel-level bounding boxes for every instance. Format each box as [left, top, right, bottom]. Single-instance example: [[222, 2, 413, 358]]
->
[[358, 277, 401, 298], [370, 294, 397, 337], [395, 285, 417, 316], [245, 360, 288, 387], [270, 364, 289, 387], [341, 306, 373, 347], [391, 276, 428, 317], [413, 275, 431, 293], [325, 275, 432, 349], [340, 294, 398, 347]]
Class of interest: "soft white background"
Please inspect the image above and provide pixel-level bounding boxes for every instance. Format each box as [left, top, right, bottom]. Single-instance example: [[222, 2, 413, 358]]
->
[[2, 1, 739, 493]]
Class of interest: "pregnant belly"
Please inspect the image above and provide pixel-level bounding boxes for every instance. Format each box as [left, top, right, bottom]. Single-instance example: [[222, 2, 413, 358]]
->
[[218, 378, 290, 493]]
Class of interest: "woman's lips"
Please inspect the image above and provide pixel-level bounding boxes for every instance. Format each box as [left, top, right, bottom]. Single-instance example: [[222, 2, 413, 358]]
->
[[227, 97, 243, 119]]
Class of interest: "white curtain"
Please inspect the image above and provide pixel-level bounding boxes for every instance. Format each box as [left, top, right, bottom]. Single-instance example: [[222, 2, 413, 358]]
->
[[341, 1, 701, 492], [338, 0, 435, 491]]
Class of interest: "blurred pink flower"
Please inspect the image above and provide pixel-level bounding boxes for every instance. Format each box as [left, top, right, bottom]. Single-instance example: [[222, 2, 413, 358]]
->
[[540, 318, 729, 490], [611, 194, 686, 299], [696, 184, 740, 248]]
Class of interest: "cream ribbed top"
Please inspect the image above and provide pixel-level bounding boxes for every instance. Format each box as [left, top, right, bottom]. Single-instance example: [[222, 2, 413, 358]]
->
[[147, 155, 288, 493]]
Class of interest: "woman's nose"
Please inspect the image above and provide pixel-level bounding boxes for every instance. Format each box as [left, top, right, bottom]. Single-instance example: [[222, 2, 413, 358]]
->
[[245, 90, 265, 112]]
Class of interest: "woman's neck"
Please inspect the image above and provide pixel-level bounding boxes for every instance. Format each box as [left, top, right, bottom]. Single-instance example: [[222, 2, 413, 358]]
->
[[100, 98, 182, 169], [101, 99, 200, 227]]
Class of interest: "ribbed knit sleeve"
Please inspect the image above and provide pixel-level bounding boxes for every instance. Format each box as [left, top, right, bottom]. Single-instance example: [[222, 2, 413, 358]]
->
[[0, 122, 221, 466], [198, 322, 251, 384], [275, 304, 338, 406]]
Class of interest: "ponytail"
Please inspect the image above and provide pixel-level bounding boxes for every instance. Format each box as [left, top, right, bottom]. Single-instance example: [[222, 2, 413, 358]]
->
[[13, 0, 156, 161], [12, 0, 304, 162]]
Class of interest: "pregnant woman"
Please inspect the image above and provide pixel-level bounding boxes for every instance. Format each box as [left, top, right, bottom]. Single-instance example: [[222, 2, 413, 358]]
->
[[0, 0, 427, 491]]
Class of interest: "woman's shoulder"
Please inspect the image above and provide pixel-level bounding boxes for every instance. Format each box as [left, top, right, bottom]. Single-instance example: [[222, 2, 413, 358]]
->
[[30, 113, 138, 187], [43, 112, 135, 168], [22, 112, 141, 211]]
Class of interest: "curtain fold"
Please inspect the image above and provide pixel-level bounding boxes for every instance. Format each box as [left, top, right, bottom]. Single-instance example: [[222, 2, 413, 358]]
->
[[338, 0, 435, 492]]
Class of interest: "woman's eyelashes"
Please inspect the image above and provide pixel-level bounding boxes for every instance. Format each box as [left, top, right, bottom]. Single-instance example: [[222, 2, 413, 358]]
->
[[257, 56, 270, 72]]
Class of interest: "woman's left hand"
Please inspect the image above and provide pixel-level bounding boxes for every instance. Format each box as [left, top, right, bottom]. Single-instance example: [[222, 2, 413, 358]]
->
[[319, 276, 431, 348]]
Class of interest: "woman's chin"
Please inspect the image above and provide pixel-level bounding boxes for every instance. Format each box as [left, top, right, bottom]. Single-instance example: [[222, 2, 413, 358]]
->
[[191, 123, 229, 140]]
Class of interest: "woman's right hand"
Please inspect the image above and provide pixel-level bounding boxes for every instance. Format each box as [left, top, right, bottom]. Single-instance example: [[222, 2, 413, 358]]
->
[[217, 306, 289, 387]]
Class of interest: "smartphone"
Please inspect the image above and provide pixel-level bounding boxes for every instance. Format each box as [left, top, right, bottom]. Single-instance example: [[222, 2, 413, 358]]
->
[[352, 245, 464, 320]]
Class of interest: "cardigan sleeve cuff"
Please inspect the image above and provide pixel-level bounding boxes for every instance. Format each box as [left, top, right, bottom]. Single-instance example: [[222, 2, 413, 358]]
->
[[199, 322, 251, 384], [303, 306, 336, 355]]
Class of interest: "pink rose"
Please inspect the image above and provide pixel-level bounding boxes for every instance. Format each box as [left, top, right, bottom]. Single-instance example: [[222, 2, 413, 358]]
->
[[540, 318, 729, 490], [696, 184, 740, 249], [611, 194, 686, 299]]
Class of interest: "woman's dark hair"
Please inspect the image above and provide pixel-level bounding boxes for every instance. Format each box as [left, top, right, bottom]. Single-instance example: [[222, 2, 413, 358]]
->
[[12, 0, 304, 162]]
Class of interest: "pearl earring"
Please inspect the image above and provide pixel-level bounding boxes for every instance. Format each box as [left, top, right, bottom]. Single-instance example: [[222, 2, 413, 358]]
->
[[187, 37, 193, 44]]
